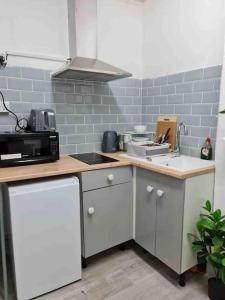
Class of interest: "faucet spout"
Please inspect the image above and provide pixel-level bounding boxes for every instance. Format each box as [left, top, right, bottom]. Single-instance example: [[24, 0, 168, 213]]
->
[[174, 122, 188, 155]]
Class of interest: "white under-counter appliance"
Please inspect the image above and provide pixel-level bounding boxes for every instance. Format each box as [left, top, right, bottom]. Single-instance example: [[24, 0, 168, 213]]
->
[[8, 177, 81, 300]]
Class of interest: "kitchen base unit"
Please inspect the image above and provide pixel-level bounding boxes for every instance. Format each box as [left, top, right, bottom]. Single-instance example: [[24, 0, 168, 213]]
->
[[135, 167, 214, 286], [7, 177, 81, 300], [80, 167, 133, 264]]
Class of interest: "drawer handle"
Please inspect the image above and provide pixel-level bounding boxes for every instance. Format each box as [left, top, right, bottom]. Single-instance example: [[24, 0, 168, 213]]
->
[[88, 207, 95, 215], [107, 174, 114, 182], [146, 185, 154, 193], [156, 189, 164, 197]]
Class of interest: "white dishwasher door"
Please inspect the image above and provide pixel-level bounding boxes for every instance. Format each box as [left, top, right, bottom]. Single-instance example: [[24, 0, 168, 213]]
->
[[8, 177, 81, 300]]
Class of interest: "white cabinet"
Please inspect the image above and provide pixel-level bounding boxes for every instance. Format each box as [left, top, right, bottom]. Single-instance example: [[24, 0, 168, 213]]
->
[[135, 167, 214, 275]]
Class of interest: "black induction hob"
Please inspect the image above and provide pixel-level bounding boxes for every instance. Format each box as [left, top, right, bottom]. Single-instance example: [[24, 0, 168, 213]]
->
[[70, 152, 118, 165]]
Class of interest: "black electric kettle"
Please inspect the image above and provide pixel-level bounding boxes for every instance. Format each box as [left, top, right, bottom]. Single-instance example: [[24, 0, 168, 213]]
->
[[101, 131, 118, 153]]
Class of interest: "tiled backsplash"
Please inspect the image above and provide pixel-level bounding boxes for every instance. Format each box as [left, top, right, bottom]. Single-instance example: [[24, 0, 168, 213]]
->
[[142, 65, 222, 156], [0, 67, 142, 154], [0, 65, 222, 156]]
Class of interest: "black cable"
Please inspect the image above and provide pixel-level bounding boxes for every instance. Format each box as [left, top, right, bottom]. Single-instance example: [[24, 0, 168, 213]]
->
[[0, 90, 29, 132]]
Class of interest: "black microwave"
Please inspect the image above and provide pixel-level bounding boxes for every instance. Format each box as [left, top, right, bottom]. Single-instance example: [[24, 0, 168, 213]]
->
[[0, 132, 59, 167]]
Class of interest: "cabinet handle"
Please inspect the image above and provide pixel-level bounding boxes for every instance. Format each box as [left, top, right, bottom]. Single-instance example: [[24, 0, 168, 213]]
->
[[146, 185, 154, 193], [107, 174, 114, 182], [88, 207, 95, 215], [156, 189, 164, 197]]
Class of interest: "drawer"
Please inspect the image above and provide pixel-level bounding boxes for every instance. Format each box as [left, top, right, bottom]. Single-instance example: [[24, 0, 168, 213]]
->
[[81, 166, 132, 191]]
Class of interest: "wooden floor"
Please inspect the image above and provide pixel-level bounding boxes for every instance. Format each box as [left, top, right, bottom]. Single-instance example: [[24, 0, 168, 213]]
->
[[37, 245, 208, 300]]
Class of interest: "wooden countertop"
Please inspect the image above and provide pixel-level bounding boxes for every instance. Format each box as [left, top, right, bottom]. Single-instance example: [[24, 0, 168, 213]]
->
[[0, 152, 215, 183]]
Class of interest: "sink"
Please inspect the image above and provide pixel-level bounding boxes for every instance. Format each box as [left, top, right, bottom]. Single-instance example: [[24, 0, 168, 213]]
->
[[150, 154, 215, 171], [121, 153, 215, 172]]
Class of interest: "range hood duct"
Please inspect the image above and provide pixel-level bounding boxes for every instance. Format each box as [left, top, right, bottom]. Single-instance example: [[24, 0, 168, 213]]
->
[[52, 0, 132, 82]]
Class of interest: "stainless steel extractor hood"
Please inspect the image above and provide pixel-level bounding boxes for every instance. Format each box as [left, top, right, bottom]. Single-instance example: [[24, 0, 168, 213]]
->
[[52, 0, 132, 82]]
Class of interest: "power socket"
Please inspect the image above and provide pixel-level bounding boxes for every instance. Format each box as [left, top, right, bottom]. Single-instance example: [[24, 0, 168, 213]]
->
[[0, 102, 10, 113]]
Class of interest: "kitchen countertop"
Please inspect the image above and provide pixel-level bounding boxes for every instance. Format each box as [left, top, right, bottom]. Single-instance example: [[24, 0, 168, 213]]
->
[[0, 152, 215, 183]]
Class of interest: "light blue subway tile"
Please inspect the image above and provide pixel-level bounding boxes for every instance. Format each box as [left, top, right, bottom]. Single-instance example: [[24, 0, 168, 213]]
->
[[21, 91, 44, 103], [33, 80, 53, 92], [0, 66, 21, 78], [0, 90, 20, 101], [66, 115, 84, 124], [54, 81, 74, 93], [67, 135, 86, 144], [160, 105, 174, 114], [181, 136, 200, 147], [65, 94, 83, 104], [110, 105, 125, 114], [146, 105, 160, 114], [109, 86, 125, 96], [10, 102, 32, 113], [93, 84, 109, 95], [102, 96, 116, 105], [203, 65, 222, 79], [102, 115, 117, 123], [21, 67, 45, 80], [148, 86, 160, 96], [77, 143, 95, 153], [161, 85, 175, 95], [192, 104, 212, 115], [118, 115, 133, 124], [179, 115, 200, 126], [60, 145, 77, 155], [214, 79, 221, 90], [154, 95, 167, 104], [75, 83, 92, 95], [0, 78, 7, 88], [117, 97, 133, 105], [176, 82, 193, 93], [183, 92, 202, 104], [212, 103, 219, 115], [76, 104, 92, 114], [168, 94, 183, 104], [184, 69, 203, 81], [191, 126, 210, 137], [8, 78, 32, 91], [167, 73, 183, 84], [94, 124, 110, 133], [201, 116, 217, 127], [85, 115, 102, 124], [126, 87, 140, 97], [83, 95, 101, 104], [93, 105, 109, 114], [142, 88, 148, 96], [202, 91, 220, 103], [45, 92, 65, 103], [133, 97, 142, 105], [76, 124, 93, 134], [154, 76, 167, 86], [55, 103, 75, 114], [175, 104, 191, 114], [125, 106, 141, 115], [142, 96, 154, 105], [193, 80, 214, 92], [142, 78, 153, 88]]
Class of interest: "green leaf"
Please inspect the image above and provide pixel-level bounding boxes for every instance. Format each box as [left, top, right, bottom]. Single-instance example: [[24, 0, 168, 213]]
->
[[213, 209, 222, 222], [197, 219, 216, 232], [203, 200, 212, 213], [192, 244, 205, 252], [212, 236, 224, 248], [208, 253, 222, 265], [222, 258, 225, 267], [218, 225, 225, 232], [220, 109, 225, 114]]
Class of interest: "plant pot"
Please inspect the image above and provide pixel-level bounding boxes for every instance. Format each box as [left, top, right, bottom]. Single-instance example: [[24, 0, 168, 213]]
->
[[208, 278, 225, 300], [197, 262, 207, 273]]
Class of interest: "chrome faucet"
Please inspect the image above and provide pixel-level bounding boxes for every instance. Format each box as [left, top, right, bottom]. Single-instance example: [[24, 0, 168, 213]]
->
[[174, 122, 188, 155]]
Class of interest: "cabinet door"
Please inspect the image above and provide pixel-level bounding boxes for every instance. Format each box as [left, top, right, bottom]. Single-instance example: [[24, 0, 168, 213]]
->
[[155, 174, 185, 274], [135, 168, 157, 255], [83, 182, 133, 258]]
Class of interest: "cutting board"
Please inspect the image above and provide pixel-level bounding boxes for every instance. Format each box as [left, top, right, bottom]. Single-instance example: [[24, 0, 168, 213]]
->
[[156, 116, 177, 150]]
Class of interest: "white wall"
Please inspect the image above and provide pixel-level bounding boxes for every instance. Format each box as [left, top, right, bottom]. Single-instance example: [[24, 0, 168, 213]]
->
[[0, 0, 69, 69], [143, 0, 225, 78], [98, 0, 143, 78], [214, 44, 225, 212], [0, 0, 143, 77]]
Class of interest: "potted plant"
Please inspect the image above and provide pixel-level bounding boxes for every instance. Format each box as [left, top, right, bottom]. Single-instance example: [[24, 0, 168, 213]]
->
[[190, 200, 225, 300]]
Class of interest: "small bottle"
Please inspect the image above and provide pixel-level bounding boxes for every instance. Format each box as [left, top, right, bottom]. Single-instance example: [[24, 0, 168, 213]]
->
[[201, 137, 212, 160]]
